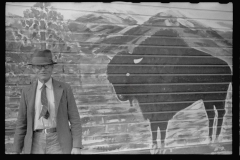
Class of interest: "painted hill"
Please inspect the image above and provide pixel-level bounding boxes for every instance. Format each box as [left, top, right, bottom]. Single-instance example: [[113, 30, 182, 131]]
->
[[67, 9, 137, 55], [91, 10, 232, 66]]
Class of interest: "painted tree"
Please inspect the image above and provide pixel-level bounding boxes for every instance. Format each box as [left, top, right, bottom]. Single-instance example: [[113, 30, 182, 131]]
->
[[6, 2, 78, 53], [6, 2, 84, 87], [22, 2, 68, 51]]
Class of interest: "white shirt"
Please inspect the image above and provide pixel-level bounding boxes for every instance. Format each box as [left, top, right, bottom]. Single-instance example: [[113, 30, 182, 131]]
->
[[34, 78, 56, 130]]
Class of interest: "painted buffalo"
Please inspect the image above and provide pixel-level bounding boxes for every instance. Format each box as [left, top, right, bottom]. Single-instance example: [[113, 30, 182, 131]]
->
[[107, 48, 232, 153]]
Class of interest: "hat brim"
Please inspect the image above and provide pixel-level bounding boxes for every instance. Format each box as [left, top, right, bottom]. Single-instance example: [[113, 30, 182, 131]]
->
[[28, 52, 57, 65]]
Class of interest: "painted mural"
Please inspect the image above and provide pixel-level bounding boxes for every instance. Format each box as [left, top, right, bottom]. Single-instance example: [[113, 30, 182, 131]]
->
[[5, 2, 232, 154]]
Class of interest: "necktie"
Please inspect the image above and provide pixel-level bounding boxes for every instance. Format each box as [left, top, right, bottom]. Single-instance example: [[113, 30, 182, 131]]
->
[[39, 83, 50, 119]]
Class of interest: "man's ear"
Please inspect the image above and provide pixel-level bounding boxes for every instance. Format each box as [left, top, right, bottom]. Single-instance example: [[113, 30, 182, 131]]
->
[[51, 64, 55, 71]]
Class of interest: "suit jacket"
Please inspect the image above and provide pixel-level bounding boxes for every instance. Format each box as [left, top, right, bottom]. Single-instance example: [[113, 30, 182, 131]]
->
[[13, 78, 83, 154]]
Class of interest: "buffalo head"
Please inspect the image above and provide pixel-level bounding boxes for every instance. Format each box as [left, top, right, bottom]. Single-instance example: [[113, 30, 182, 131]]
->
[[107, 52, 144, 106]]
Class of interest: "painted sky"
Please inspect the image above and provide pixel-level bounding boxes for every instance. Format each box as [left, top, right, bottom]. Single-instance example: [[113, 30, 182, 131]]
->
[[6, 2, 232, 30]]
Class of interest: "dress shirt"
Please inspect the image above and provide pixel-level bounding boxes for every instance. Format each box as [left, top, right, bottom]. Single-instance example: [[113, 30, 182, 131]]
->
[[34, 78, 56, 130]]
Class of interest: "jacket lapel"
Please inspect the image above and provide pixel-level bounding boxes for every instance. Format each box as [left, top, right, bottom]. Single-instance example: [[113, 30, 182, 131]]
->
[[52, 78, 63, 115], [26, 81, 38, 129]]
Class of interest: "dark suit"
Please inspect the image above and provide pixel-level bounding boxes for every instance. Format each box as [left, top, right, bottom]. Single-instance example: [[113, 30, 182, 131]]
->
[[13, 78, 83, 154]]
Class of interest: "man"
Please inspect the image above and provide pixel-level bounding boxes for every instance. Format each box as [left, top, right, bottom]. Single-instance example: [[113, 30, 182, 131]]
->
[[12, 49, 83, 154]]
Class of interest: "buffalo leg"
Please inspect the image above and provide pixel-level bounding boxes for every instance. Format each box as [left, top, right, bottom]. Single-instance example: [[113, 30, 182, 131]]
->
[[149, 121, 160, 154], [214, 101, 226, 141], [204, 102, 215, 142], [158, 121, 168, 148], [150, 121, 158, 145]]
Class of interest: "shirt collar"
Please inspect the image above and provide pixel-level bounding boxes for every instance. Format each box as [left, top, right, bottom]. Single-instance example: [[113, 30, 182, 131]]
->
[[37, 78, 53, 90]]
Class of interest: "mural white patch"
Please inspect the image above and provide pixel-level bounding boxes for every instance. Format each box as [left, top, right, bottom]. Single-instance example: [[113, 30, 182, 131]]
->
[[133, 58, 143, 64], [177, 18, 195, 30], [107, 55, 113, 60], [165, 19, 172, 26]]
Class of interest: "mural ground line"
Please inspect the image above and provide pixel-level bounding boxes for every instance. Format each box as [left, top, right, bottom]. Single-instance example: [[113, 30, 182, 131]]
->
[[81, 118, 230, 128], [82, 137, 232, 148], [83, 139, 232, 152], [92, 138, 232, 151], [5, 40, 233, 49], [82, 139, 232, 153]]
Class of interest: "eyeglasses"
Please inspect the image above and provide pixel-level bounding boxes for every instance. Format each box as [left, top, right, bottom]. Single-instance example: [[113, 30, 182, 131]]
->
[[32, 64, 52, 70]]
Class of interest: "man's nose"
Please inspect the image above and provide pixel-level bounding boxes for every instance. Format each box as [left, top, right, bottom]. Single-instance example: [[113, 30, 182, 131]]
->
[[39, 66, 47, 71]]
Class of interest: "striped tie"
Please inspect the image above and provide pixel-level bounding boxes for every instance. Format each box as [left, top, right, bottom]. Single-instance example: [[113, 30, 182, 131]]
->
[[39, 83, 50, 119]]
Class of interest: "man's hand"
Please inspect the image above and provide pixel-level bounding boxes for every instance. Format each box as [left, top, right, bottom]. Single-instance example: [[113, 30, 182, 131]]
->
[[71, 147, 82, 154]]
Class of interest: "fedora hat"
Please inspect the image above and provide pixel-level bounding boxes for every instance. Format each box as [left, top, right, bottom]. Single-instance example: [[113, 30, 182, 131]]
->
[[27, 49, 57, 65]]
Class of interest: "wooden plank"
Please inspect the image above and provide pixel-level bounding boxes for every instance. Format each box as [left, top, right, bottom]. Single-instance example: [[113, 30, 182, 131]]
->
[[108, 75, 232, 84], [74, 83, 230, 94], [108, 66, 231, 74]]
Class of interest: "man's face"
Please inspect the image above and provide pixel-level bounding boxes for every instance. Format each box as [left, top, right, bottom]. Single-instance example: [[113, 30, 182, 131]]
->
[[32, 64, 54, 83]]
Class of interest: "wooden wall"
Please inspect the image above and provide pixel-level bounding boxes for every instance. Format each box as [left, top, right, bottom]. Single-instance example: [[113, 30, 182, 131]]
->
[[5, 2, 232, 154]]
